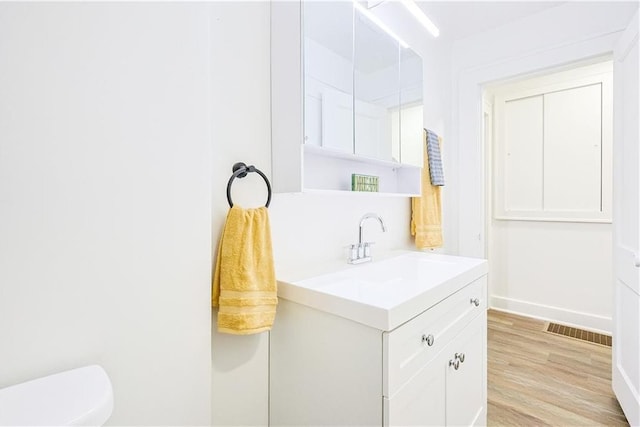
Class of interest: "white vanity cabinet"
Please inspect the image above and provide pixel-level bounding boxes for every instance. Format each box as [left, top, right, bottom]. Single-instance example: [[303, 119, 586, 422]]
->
[[270, 253, 488, 427], [383, 277, 487, 426], [385, 312, 486, 426]]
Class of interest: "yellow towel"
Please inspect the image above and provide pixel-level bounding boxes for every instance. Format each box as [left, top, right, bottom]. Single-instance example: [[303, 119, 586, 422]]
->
[[212, 206, 277, 335], [411, 131, 443, 249]]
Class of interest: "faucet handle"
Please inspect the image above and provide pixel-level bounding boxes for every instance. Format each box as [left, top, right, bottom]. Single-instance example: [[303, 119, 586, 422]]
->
[[348, 244, 359, 262], [363, 241, 376, 258]]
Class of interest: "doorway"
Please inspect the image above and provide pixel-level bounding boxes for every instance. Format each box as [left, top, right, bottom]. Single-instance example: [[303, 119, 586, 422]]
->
[[481, 58, 626, 425], [483, 58, 614, 334]]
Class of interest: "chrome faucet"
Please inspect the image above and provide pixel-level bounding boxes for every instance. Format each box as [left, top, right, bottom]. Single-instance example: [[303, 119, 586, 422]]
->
[[349, 213, 387, 264]]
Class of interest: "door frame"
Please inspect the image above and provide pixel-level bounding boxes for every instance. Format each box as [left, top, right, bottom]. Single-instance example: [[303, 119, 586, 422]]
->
[[480, 59, 614, 333], [455, 32, 622, 258]]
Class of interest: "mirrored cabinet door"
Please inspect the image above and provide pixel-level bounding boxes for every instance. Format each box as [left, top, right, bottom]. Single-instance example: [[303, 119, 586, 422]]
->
[[353, 6, 400, 162], [399, 48, 424, 167], [303, 1, 354, 153], [271, 1, 424, 195]]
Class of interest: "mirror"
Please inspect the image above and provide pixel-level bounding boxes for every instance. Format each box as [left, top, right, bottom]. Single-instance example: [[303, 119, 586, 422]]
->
[[399, 48, 424, 167], [302, 1, 423, 166], [303, 1, 354, 153], [354, 7, 400, 162]]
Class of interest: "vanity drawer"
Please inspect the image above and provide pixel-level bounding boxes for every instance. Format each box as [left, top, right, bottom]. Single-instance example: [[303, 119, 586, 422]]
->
[[383, 276, 486, 398]]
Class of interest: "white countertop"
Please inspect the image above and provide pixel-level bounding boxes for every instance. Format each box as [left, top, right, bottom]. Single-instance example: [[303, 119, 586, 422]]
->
[[276, 251, 488, 331]]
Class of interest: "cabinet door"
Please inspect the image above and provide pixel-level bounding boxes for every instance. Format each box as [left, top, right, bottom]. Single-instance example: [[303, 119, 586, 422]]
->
[[353, 5, 400, 162], [445, 314, 486, 426], [399, 47, 423, 167], [384, 357, 446, 427], [303, 1, 354, 152]]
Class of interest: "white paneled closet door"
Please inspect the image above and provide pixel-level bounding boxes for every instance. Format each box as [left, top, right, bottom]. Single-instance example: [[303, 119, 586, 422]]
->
[[612, 11, 640, 426]]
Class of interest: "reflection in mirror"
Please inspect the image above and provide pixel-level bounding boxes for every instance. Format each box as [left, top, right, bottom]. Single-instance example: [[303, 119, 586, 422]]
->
[[303, 1, 354, 153], [399, 48, 424, 167], [354, 6, 400, 162]]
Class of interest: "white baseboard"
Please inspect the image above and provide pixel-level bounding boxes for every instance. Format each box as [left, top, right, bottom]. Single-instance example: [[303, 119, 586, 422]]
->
[[490, 295, 612, 334]]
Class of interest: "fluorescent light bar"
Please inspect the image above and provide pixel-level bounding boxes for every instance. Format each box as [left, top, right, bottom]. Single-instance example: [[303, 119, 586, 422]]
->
[[399, 0, 440, 38], [353, 1, 409, 49]]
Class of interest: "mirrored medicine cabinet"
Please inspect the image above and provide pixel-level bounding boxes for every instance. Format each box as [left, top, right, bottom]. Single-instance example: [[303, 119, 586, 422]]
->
[[272, 1, 423, 195]]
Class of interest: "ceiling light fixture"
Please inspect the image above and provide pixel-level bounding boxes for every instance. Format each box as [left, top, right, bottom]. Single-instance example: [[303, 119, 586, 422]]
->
[[353, 1, 409, 48], [399, 0, 440, 38]]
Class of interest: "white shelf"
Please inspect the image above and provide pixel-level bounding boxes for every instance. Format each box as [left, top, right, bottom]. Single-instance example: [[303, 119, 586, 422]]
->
[[304, 189, 420, 197], [303, 146, 421, 195]]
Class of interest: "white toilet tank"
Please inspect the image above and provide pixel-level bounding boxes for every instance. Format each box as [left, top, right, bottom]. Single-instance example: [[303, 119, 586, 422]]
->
[[0, 365, 113, 426]]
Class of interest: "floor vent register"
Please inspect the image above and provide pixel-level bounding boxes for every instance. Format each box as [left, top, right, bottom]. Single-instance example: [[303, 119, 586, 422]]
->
[[546, 322, 612, 347]]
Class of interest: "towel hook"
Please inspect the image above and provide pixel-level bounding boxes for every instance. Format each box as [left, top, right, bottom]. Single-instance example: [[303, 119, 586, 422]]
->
[[226, 162, 272, 208]]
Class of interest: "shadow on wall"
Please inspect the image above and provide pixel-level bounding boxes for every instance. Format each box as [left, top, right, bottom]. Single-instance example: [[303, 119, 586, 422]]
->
[[211, 315, 263, 372]]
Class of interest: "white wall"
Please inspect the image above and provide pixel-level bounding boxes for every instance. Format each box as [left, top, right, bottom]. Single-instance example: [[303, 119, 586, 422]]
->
[[210, 3, 271, 425], [422, 43, 455, 249], [449, 1, 637, 331], [0, 3, 212, 426], [451, 1, 638, 258], [490, 221, 613, 331], [212, 2, 636, 422], [486, 63, 615, 332], [452, 2, 638, 73], [0, 2, 453, 426], [210, 2, 453, 426]]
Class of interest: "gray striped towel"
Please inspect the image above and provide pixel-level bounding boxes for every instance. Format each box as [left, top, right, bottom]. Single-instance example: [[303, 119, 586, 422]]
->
[[425, 129, 445, 186]]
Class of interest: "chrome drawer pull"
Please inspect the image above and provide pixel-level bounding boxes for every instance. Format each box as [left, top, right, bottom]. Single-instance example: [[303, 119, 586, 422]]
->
[[421, 334, 435, 346], [449, 358, 460, 370], [456, 352, 465, 363], [470, 297, 480, 307]]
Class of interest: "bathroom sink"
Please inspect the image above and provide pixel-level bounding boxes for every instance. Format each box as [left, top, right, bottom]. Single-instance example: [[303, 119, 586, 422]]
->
[[297, 254, 459, 301], [276, 251, 487, 331]]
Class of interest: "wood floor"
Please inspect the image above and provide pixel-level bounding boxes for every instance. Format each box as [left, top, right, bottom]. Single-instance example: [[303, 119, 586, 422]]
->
[[487, 309, 628, 426]]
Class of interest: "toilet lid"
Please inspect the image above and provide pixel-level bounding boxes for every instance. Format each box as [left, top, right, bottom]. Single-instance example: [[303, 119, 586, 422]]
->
[[0, 365, 113, 426]]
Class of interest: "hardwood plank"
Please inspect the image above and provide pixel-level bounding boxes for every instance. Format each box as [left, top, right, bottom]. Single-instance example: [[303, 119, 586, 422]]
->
[[487, 309, 628, 426]]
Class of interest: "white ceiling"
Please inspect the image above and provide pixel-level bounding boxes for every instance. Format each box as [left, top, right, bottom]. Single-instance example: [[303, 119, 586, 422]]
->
[[415, 1, 566, 43], [303, 1, 569, 73]]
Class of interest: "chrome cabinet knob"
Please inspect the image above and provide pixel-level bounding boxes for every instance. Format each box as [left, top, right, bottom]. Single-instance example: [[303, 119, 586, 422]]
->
[[470, 298, 480, 307], [449, 358, 460, 370], [422, 334, 435, 346], [456, 352, 465, 363]]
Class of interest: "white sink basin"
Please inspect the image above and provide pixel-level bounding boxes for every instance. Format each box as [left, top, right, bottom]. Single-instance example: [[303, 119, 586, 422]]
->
[[276, 251, 488, 331]]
